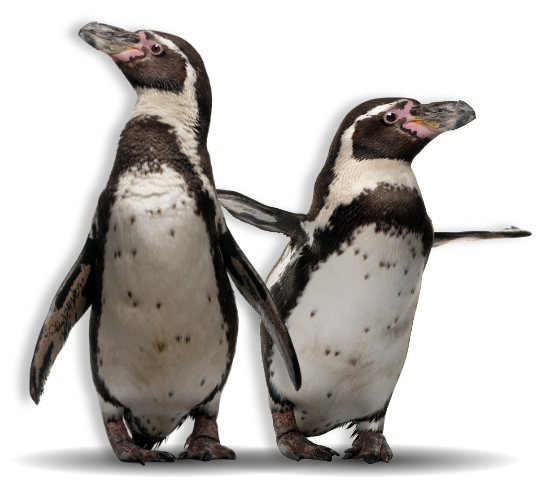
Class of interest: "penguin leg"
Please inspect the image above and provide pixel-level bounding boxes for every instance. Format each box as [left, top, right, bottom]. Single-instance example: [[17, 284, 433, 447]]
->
[[272, 409, 340, 462], [343, 421, 392, 463], [178, 398, 236, 461], [99, 398, 176, 464]]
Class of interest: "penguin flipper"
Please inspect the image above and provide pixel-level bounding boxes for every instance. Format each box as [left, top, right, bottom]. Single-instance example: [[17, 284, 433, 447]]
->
[[217, 190, 307, 245], [433, 226, 532, 248], [30, 231, 97, 404], [218, 226, 302, 390]]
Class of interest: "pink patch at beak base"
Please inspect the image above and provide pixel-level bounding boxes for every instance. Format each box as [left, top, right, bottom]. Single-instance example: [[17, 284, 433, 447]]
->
[[402, 120, 440, 139], [109, 48, 144, 62]]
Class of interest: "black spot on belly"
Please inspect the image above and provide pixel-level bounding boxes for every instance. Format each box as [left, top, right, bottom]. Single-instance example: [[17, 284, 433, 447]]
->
[[133, 301, 138, 307], [302, 410, 308, 414], [310, 310, 316, 317], [355, 249, 360, 255], [327, 393, 332, 398], [157, 343, 166, 352], [325, 349, 331, 356], [131, 216, 136, 224], [313, 428, 318, 433], [185, 335, 191, 344], [301, 416, 305, 420], [404, 268, 408, 275], [181, 200, 186, 206], [364, 274, 370, 280], [172, 204, 176, 210], [398, 292, 401, 297], [152, 426, 156, 432], [219, 339, 222, 345], [156, 209, 161, 215], [132, 249, 137, 257], [364, 328, 370, 333], [270, 371, 275, 377], [394, 317, 399, 324], [169, 390, 173, 398], [208, 295, 211, 303], [156, 302, 162, 309], [363, 254, 368, 260], [99, 358, 103, 367], [349, 358, 358, 366], [147, 418, 150, 424], [170, 229, 175, 237], [326, 422, 332, 427], [176, 335, 182, 343], [113, 224, 117, 231], [387, 325, 391, 330], [128, 291, 132, 298], [334, 351, 340, 357], [200, 379, 205, 387], [411, 288, 415, 294]]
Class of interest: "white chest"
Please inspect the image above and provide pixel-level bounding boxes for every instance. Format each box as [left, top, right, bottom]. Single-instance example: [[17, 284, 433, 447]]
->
[[269, 224, 426, 434], [97, 166, 230, 432]]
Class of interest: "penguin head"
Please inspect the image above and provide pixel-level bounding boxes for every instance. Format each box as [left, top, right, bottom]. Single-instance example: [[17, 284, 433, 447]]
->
[[337, 98, 476, 163], [79, 22, 211, 133]]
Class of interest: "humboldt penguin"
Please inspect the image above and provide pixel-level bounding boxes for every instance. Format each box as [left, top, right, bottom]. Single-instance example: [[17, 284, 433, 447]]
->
[[217, 98, 531, 462], [29, 22, 301, 464]]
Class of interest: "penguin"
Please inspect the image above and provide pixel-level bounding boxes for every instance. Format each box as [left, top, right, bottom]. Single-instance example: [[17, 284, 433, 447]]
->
[[29, 22, 301, 464], [216, 98, 531, 462]]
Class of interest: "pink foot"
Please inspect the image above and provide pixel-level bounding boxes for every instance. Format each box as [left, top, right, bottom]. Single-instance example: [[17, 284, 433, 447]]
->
[[272, 410, 339, 462], [178, 414, 235, 461], [105, 420, 176, 464], [343, 430, 393, 463]]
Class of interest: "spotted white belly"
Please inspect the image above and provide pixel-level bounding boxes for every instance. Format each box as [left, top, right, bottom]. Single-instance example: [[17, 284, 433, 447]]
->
[[97, 166, 229, 435], [269, 224, 425, 435]]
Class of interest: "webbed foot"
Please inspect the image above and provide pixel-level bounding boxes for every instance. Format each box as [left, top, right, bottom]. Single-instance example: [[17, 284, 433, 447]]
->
[[272, 409, 339, 462], [343, 430, 393, 463], [105, 420, 176, 464], [178, 414, 235, 461]]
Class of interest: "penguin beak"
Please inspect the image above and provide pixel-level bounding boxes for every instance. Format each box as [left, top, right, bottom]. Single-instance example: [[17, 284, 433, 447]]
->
[[79, 22, 143, 59], [409, 101, 476, 133]]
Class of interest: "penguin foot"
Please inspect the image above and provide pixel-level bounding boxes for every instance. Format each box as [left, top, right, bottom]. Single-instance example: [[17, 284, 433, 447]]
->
[[178, 413, 236, 461], [277, 431, 340, 462], [271, 409, 339, 461], [105, 420, 176, 464], [343, 431, 393, 463]]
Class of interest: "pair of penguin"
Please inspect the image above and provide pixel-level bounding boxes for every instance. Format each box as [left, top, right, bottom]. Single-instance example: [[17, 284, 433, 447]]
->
[[30, 22, 530, 464]]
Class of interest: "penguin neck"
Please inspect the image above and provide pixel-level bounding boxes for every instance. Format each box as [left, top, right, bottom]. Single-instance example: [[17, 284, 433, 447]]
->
[[132, 86, 209, 147], [307, 155, 421, 227]]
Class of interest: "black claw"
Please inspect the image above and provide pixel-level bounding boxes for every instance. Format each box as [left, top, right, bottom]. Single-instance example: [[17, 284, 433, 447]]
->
[[328, 448, 340, 456], [132, 455, 146, 466], [159, 452, 176, 462], [227, 450, 236, 460], [177, 451, 187, 460], [315, 449, 332, 462], [200, 451, 213, 461], [362, 454, 377, 464], [342, 452, 353, 460]]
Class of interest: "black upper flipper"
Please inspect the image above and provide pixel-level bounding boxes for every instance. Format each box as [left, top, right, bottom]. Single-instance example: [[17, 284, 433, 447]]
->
[[218, 225, 302, 390], [217, 190, 307, 246], [30, 228, 97, 404], [433, 227, 531, 248]]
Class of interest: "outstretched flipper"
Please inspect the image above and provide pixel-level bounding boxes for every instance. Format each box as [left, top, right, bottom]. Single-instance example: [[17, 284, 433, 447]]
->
[[217, 190, 307, 245], [218, 225, 301, 390], [30, 228, 97, 404], [433, 227, 531, 247], [218, 190, 532, 249]]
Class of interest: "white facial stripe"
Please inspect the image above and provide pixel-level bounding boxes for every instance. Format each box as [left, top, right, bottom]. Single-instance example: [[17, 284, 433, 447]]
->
[[355, 100, 407, 123], [129, 33, 225, 230], [304, 100, 416, 236]]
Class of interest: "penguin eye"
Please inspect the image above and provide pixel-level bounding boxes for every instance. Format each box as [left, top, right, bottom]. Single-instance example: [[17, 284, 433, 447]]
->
[[384, 112, 399, 124], [149, 44, 163, 55]]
